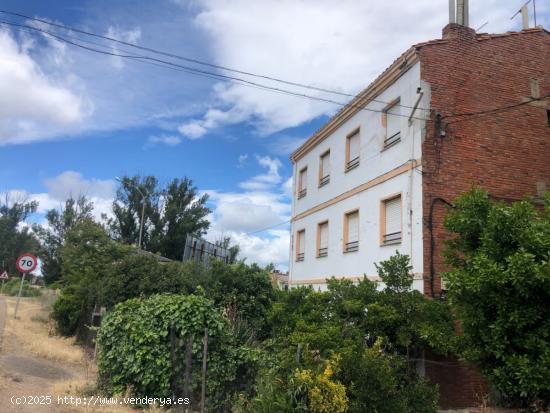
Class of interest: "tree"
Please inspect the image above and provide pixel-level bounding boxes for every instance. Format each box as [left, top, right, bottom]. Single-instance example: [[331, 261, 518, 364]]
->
[[52, 219, 128, 338], [110, 175, 210, 260], [0, 195, 39, 275], [33, 196, 94, 285], [444, 188, 550, 410], [216, 236, 240, 264]]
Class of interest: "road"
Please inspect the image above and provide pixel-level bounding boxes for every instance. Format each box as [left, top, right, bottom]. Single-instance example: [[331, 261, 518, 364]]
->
[[0, 295, 74, 412]]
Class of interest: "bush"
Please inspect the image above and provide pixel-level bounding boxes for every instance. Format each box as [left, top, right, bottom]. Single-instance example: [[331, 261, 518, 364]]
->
[[98, 294, 259, 411], [1, 278, 41, 297], [51, 285, 82, 336], [444, 189, 550, 410]]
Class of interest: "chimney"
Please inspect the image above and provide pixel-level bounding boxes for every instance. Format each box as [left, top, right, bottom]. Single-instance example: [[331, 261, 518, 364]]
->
[[448, 0, 469, 27], [521, 5, 530, 30], [443, 0, 475, 40]]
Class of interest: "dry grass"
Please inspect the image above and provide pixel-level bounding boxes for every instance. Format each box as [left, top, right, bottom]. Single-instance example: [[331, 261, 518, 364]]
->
[[2, 293, 175, 412], [3, 295, 85, 364]]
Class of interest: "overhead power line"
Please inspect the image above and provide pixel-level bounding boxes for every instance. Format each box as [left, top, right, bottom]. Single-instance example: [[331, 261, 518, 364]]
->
[[0, 9, 429, 112], [0, 19, 431, 122]]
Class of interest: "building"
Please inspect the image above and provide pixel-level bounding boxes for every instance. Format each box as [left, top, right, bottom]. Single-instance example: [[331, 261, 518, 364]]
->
[[289, 0, 550, 408], [270, 271, 289, 290]]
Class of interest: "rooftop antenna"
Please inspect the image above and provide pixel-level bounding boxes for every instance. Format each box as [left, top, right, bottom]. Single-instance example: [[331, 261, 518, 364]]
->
[[511, 0, 537, 29], [476, 21, 489, 31]]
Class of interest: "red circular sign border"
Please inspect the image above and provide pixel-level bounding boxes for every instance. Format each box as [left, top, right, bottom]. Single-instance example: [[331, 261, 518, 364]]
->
[[16, 253, 38, 273]]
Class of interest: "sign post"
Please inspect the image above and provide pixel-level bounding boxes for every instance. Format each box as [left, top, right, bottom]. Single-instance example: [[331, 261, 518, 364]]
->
[[13, 253, 38, 319], [0, 271, 9, 294]]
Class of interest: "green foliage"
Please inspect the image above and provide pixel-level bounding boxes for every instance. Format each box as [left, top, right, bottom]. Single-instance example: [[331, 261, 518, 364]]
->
[[109, 175, 210, 260], [52, 219, 129, 338], [52, 285, 82, 335], [338, 339, 438, 413], [33, 196, 94, 285], [1, 278, 41, 297], [98, 294, 260, 411], [0, 196, 39, 276], [444, 188, 550, 410], [259, 253, 451, 413]]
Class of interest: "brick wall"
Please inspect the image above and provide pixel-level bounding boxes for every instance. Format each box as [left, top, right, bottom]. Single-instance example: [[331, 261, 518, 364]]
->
[[418, 24, 550, 409]]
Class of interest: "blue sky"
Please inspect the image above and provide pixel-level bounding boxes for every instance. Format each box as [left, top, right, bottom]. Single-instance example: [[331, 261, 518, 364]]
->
[[1, 0, 547, 269]]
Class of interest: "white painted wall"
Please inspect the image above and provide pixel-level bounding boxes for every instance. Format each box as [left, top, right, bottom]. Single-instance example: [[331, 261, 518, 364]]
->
[[289, 62, 428, 293]]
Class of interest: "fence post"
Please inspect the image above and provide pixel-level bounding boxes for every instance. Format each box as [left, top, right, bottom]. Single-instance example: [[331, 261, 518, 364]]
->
[[170, 323, 177, 400], [184, 334, 193, 411], [200, 327, 208, 413]]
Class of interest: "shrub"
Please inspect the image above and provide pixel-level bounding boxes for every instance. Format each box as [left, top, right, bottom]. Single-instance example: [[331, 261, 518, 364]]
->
[[444, 189, 550, 410], [98, 294, 259, 411], [1, 278, 41, 297]]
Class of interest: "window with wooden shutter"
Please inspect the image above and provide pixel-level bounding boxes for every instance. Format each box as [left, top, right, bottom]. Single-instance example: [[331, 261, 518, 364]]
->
[[296, 230, 305, 261], [319, 151, 330, 187], [382, 195, 402, 244], [384, 100, 401, 148], [344, 210, 359, 252], [317, 221, 328, 257], [346, 130, 360, 171], [298, 167, 307, 199]]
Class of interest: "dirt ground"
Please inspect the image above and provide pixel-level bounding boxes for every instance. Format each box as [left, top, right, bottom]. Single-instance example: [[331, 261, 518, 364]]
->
[[0, 292, 137, 413]]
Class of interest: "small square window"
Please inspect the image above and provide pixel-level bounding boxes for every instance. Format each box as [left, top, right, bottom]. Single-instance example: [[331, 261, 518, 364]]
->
[[317, 221, 329, 257], [298, 167, 307, 199], [345, 129, 360, 172], [296, 229, 305, 261], [384, 100, 402, 149], [344, 210, 359, 252], [381, 195, 402, 245], [319, 151, 330, 187]]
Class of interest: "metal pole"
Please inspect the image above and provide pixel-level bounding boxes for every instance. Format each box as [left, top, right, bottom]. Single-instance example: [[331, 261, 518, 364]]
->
[[200, 327, 208, 413], [13, 272, 26, 319], [138, 198, 145, 249]]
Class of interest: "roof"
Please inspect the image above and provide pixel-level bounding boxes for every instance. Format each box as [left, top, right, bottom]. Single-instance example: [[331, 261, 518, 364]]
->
[[290, 27, 548, 163]]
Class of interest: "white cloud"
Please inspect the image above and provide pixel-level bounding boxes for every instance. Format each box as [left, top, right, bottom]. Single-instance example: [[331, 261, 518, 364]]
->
[[204, 154, 291, 268], [147, 134, 182, 146], [181, 0, 528, 137], [105, 26, 142, 70], [239, 155, 282, 191], [44, 171, 115, 201], [178, 106, 248, 139], [0, 29, 89, 144], [237, 154, 249, 167]]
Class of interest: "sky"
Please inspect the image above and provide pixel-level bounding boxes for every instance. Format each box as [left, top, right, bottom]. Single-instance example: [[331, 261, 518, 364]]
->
[[1, 0, 548, 270]]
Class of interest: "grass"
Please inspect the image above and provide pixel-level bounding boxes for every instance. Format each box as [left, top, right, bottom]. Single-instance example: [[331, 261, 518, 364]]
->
[[2, 293, 173, 412], [4, 295, 85, 364]]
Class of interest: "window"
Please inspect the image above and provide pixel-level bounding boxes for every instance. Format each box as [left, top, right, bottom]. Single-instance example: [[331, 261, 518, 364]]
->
[[317, 221, 329, 257], [298, 167, 307, 199], [384, 100, 401, 149], [319, 151, 330, 187], [345, 129, 360, 171], [381, 195, 402, 245], [296, 229, 305, 261], [344, 210, 359, 252]]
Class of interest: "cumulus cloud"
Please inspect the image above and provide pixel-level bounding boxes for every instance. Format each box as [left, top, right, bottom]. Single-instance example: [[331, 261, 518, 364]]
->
[[0, 29, 89, 144], [239, 155, 282, 191], [44, 171, 115, 201], [204, 154, 291, 268], [179, 0, 526, 138]]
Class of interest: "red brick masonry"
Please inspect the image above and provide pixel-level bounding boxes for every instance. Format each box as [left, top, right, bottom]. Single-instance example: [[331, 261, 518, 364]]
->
[[418, 24, 550, 408]]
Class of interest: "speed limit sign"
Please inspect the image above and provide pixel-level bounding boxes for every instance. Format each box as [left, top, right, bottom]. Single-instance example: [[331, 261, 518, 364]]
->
[[16, 253, 38, 273]]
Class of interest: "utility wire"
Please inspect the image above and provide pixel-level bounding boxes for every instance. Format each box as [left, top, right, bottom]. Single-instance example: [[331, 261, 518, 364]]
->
[[0, 19, 431, 122], [0, 9, 429, 112], [443, 92, 550, 125]]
